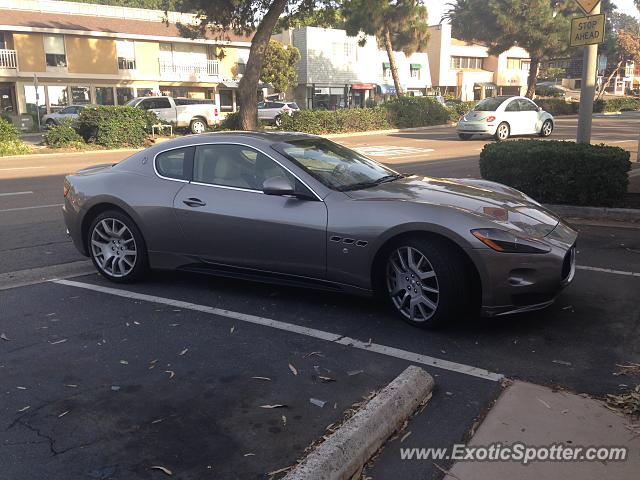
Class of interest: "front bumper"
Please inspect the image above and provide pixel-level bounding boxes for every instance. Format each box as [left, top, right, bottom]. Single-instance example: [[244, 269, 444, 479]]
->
[[478, 222, 577, 317]]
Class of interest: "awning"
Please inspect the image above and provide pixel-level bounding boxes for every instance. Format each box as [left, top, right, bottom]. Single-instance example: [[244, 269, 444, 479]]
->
[[377, 84, 396, 94], [474, 82, 497, 88], [382, 62, 390, 69], [410, 63, 421, 69], [351, 83, 375, 89], [220, 81, 239, 88]]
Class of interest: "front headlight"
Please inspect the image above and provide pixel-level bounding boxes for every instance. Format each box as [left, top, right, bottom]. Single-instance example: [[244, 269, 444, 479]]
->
[[471, 228, 551, 254]]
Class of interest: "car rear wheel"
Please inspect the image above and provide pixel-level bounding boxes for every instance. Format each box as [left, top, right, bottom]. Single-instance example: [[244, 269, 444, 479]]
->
[[275, 115, 283, 127], [384, 237, 470, 328], [539, 119, 553, 137], [190, 118, 207, 134], [494, 122, 510, 141], [45, 119, 56, 128], [88, 211, 148, 283], [458, 133, 472, 140]]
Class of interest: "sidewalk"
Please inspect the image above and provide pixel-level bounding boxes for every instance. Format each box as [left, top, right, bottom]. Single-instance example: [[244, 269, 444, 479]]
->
[[443, 381, 640, 480]]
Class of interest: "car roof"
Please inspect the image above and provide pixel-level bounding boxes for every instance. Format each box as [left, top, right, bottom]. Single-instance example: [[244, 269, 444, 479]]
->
[[147, 131, 320, 151]]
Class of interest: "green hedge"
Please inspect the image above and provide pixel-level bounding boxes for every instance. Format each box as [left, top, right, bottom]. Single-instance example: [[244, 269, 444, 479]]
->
[[43, 119, 85, 148], [0, 140, 31, 156], [535, 99, 580, 116], [446, 100, 477, 121], [279, 107, 389, 135], [594, 97, 640, 113], [480, 140, 631, 207], [75, 106, 158, 148], [0, 117, 19, 142], [385, 96, 450, 128]]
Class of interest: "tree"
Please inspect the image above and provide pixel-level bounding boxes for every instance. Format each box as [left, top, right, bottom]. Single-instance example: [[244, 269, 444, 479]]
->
[[597, 29, 640, 97], [446, 0, 577, 98], [275, 6, 344, 32], [343, 0, 429, 97], [260, 39, 301, 93], [173, 0, 335, 130]]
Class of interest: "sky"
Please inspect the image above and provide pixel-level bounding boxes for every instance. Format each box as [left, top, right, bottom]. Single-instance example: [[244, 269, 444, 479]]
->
[[426, 0, 640, 26]]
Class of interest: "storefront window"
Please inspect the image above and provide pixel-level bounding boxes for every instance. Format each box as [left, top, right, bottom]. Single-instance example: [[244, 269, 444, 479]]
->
[[219, 89, 234, 112], [24, 85, 46, 123], [0, 86, 15, 114], [71, 86, 91, 104], [96, 87, 115, 105], [136, 88, 153, 97], [116, 87, 134, 105], [47, 85, 69, 112]]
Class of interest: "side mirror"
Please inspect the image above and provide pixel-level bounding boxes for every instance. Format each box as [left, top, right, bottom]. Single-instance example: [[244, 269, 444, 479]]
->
[[263, 176, 295, 196], [537, 106, 543, 112]]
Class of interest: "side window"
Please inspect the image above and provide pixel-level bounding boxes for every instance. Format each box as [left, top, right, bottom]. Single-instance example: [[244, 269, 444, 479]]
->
[[193, 144, 294, 191], [505, 100, 520, 112], [155, 147, 193, 181], [519, 99, 538, 111], [154, 97, 171, 109], [138, 99, 152, 110]]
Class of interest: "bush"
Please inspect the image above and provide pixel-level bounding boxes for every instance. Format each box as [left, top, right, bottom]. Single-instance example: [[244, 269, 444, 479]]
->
[[535, 99, 579, 116], [218, 111, 241, 130], [446, 100, 476, 121], [384, 96, 450, 128], [0, 116, 20, 142], [279, 107, 389, 134], [0, 140, 31, 156], [75, 106, 158, 148], [479, 140, 631, 207], [43, 119, 84, 148], [594, 97, 640, 113]]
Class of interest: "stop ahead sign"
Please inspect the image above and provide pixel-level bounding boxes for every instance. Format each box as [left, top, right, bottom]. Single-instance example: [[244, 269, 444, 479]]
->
[[570, 14, 606, 47]]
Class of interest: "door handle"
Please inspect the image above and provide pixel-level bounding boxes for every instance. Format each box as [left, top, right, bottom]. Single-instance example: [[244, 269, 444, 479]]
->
[[183, 197, 206, 208]]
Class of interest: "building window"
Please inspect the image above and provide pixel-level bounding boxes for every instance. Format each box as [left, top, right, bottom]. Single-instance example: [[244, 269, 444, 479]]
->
[[47, 85, 69, 112], [410, 64, 421, 79], [450, 56, 484, 69], [24, 85, 45, 121], [219, 89, 234, 112], [44, 35, 67, 67], [96, 87, 115, 105], [382, 62, 391, 80], [116, 40, 136, 70], [507, 57, 530, 70], [0, 32, 5, 50], [71, 86, 91, 104], [344, 43, 353, 57], [236, 62, 246, 75], [116, 87, 134, 105]]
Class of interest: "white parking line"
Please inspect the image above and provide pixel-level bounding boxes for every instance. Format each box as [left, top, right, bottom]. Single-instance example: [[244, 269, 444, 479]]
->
[[577, 265, 640, 277], [0, 203, 62, 212], [0, 191, 33, 196], [0, 166, 46, 171], [52, 279, 503, 382]]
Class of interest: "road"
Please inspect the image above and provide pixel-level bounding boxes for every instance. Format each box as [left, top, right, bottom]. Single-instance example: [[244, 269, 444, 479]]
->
[[1, 113, 640, 479]]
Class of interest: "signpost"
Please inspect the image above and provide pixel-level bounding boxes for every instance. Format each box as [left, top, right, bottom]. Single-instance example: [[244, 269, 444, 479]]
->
[[574, 1, 602, 144]]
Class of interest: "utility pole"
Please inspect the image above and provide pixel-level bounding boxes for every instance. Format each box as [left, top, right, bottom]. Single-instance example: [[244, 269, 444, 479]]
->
[[576, 2, 601, 144]]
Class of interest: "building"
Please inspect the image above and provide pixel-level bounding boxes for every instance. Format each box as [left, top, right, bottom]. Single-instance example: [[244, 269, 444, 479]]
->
[[0, 0, 253, 126], [274, 27, 432, 109], [426, 23, 531, 101]]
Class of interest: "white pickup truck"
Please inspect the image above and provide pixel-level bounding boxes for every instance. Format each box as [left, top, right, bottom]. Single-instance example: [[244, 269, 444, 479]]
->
[[126, 96, 221, 134]]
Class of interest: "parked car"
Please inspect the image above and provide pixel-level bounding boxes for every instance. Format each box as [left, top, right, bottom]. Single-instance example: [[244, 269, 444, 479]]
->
[[456, 96, 554, 141], [535, 85, 566, 98], [257, 101, 300, 126], [42, 105, 93, 127], [126, 96, 221, 134], [62, 132, 576, 328]]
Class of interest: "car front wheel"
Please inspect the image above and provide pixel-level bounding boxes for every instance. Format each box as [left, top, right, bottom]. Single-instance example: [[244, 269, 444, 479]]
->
[[384, 237, 470, 328], [88, 211, 148, 283], [539, 119, 553, 137], [494, 122, 510, 141]]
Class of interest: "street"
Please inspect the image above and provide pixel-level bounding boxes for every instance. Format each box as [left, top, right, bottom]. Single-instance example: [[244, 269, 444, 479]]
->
[[2, 114, 640, 479]]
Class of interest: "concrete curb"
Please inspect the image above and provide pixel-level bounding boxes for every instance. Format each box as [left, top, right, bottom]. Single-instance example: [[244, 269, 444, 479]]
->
[[283, 365, 434, 480], [324, 123, 457, 139], [545, 204, 640, 223]]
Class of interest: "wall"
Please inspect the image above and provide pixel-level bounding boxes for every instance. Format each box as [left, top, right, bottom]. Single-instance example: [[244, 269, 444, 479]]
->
[[134, 40, 160, 77], [66, 35, 117, 74], [218, 45, 238, 79], [13, 32, 45, 72]]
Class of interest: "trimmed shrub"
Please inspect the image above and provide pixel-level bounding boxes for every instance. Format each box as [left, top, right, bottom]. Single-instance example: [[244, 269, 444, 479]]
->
[[479, 140, 631, 207], [43, 119, 84, 148], [446, 100, 477, 121], [535, 99, 579, 116], [279, 107, 389, 134], [385, 96, 450, 128], [0, 116, 20, 142], [0, 140, 31, 156], [75, 106, 158, 148], [219, 111, 241, 130], [594, 97, 640, 113]]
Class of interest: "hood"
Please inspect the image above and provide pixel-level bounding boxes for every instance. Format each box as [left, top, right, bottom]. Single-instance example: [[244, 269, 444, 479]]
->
[[345, 175, 559, 238]]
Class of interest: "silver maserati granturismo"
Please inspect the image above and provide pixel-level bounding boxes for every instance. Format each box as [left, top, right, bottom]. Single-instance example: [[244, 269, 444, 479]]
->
[[63, 131, 577, 327]]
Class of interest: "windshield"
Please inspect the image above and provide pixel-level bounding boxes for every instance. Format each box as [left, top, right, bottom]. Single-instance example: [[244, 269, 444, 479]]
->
[[272, 138, 399, 191], [473, 97, 508, 111]]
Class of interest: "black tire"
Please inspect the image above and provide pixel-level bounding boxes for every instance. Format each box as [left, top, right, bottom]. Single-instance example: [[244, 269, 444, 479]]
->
[[87, 210, 148, 283], [189, 118, 207, 134], [380, 236, 472, 328], [539, 119, 553, 137], [458, 133, 472, 140], [45, 119, 56, 128], [494, 122, 510, 141]]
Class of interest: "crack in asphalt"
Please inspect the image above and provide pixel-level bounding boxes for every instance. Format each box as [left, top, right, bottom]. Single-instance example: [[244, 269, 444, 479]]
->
[[15, 418, 58, 456]]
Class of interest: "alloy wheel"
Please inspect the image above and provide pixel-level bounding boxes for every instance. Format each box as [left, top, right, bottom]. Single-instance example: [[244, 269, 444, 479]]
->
[[542, 120, 553, 136], [497, 123, 509, 140], [386, 246, 440, 322], [90, 218, 137, 278]]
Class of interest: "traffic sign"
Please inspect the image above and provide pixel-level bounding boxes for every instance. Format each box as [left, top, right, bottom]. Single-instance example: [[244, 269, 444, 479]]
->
[[570, 14, 606, 47], [575, 0, 600, 14]]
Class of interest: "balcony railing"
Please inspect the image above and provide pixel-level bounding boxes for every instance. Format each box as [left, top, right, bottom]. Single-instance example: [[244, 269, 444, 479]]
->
[[0, 49, 17, 69], [159, 59, 219, 77]]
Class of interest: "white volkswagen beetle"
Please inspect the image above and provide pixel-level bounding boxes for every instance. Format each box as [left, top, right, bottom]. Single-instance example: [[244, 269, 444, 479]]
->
[[456, 96, 554, 141]]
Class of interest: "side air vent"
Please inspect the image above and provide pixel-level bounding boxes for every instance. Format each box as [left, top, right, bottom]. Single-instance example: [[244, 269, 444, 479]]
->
[[330, 236, 342, 242], [342, 238, 355, 245], [355, 240, 368, 247]]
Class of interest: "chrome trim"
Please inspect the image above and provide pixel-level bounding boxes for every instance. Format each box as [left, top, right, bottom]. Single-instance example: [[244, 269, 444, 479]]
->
[[191, 181, 263, 194], [151, 141, 324, 201]]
